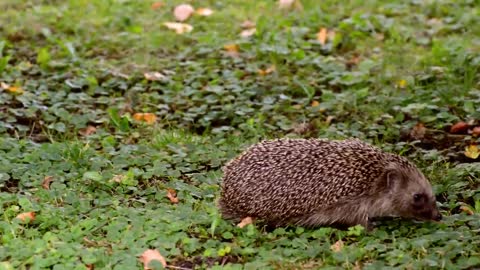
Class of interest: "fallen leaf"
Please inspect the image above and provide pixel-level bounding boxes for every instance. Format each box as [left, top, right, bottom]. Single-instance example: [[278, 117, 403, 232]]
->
[[133, 113, 157, 125], [139, 249, 167, 270], [42, 176, 54, 190], [163, 22, 193, 34], [85, 264, 94, 270], [196, 8, 213, 16], [79, 125, 97, 136], [241, 20, 255, 29], [237, 217, 253, 228], [450, 121, 469, 134], [144, 71, 167, 81], [151, 2, 164, 10], [465, 144, 479, 159], [396, 79, 407, 89], [311, 100, 320, 107], [240, 28, 256, 38], [223, 44, 240, 57], [330, 240, 344, 252], [316, 28, 328, 45], [174, 4, 195, 21], [111, 174, 126, 183], [325, 115, 335, 125], [279, 0, 302, 10], [0, 82, 9, 89], [258, 65, 276, 76], [166, 188, 179, 204], [472, 126, 480, 137], [410, 122, 426, 140], [16, 212, 36, 223], [460, 205, 474, 215]]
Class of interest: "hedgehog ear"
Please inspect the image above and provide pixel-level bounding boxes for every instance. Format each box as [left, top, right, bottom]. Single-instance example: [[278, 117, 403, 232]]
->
[[385, 167, 403, 190]]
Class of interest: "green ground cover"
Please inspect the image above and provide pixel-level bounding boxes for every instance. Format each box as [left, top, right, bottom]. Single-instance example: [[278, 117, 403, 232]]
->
[[1, 0, 479, 269]]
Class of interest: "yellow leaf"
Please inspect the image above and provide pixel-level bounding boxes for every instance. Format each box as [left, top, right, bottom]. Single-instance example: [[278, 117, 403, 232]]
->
[[311, 100, 320, 107], [465, 144, 479, 159], [163, 22, 193, 34], [173, 4, 194, 21], [223, 44, 240, 57], [258, 65, 276, 76], [240, 28, 256, 38], [139, 249, 167, 270], [196, 8, 214, 16], [330, 240, 344, 252], [133, 113, 157, 125], [237, 217, 253, 228], [316, 28, 328, 45], [396, 79, 407, 89]]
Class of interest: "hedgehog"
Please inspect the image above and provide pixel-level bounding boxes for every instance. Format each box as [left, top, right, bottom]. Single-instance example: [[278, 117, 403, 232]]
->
[[218, 138, 442, 229]]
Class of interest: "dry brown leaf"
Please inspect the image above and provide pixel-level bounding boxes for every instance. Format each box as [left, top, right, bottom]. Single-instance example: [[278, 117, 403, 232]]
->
[[139, 249, 167, 270], [237, 217, 253, 228], [410, 122, 427, 140], [460, 205, 474, 215], [316, 28, 328, 45], [151, 2, 164, 10], [258, 65, 276, 76], [465, 144, 479, 159], [330, 240, 344, 252], [85, 264, 94, 270], [311, 100, 320, 107], [241, 20, 256, 29], [16, 212, 36, 223], [472, 126, 480, 137], [174, 4, 194, 21], [240, 28, 256, 38], [144, 71, 167, 81], [111, 174, 126, 183], [167, 188, 179, 204], [133, 113, 157, 125], [42, 176, 54, 190], [325, 115, 335, 125], [450, 121, 469, 134], [196, 8, 214, 16], [223, 44, 240, 57], [79, 125, 97, 136], [163, 22, 193, 34]]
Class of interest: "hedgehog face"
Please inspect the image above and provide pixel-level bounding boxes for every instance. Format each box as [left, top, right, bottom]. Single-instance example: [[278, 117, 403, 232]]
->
[[386, 165, 442, 222]]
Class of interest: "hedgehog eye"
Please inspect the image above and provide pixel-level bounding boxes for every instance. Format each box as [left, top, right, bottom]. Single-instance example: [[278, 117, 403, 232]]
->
[[413, 193, 422, 202]]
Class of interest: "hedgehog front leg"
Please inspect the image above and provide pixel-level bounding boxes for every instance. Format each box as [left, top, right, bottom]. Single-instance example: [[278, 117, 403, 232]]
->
[[294, 200, 370, 229]]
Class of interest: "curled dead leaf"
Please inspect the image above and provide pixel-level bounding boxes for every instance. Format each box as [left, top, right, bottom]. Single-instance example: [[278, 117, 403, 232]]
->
[[144, 71, 167, 81], [174, 4, 195, 21], [16, 212, 36, 223], [42, 176, 54, 190], [460, 205, 474, 215], [196, 8, 213, 16], [240, 28, 256, 38], [139, 249, 167, 270], [163, 22, 193, 34], [237, 217, 253, 228], [151, 2, 164, 10], [79, 125, 97, 136], [450, 121, 469, 134], [410, 122, 427, 140], [257, 65, 276, 76], [330, 240, 344, 252], [133, 113, 157, 125], [167, 188, 179, 204], [464, 144, 479, 159]]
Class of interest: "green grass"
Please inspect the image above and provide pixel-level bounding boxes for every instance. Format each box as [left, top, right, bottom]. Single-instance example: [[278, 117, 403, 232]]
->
[[1, 0, 480, 269]]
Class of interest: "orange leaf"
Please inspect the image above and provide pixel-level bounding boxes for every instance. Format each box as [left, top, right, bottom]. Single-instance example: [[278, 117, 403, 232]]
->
[[42, 176, 54, 190], [85, 264, 94, 270], [195, 8, 214, 16], [465, 144, 479, 159], [166, 188, 179, 204], [460, 205, 474, 215], [139, 249, 167, 270], [133, 113, 157, 125], [330, 240, 344, 252], [258, 65, 276, 76], [223, 44, 240, 57], [237, 217, 253, 228], [240, 28, 256, 38], [163, 22, 193, 34], [16, 212, 36, 223], [450, 121, 469, 134], [316, 28, 328, 45], [79, 125, 97, 136], [174, 4, 194, 21], [150, 2, 164, 10], [311, 100, 320, 107]]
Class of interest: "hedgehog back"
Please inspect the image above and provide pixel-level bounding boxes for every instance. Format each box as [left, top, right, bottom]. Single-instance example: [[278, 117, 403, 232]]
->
[[219, 138, 405, 224]]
